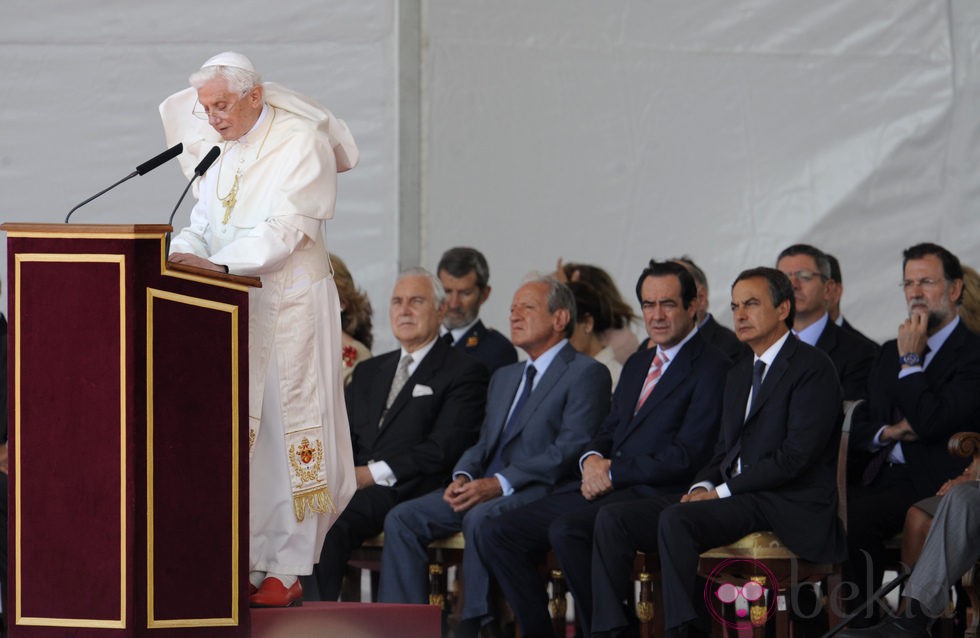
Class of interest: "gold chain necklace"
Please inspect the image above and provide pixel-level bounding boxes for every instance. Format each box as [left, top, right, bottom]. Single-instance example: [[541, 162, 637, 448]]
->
[[216, 107, 277, 224]]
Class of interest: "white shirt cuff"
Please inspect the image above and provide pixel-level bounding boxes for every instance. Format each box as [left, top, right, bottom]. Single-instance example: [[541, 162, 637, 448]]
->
[[870, 425, 889, 450], [690, 480, 715, 494], [715, 483, 732, 499], [495, 473, 514, 496], [368, 461, 396, 487]]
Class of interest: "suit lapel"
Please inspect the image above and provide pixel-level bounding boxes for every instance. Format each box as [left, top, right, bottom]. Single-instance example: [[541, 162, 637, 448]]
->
[[744, 337, 794, 424], [486, 363, 525, 453], [498, 343, 573, 448], [369, 352, 399, 427], [379, 339, 447, 430], [814, 320, 837, 356], [924, 321, 964, 383]]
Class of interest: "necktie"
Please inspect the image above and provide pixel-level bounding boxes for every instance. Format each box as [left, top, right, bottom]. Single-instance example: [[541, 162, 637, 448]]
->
[[634, 351, 668, 414], [724, 360, 768, 478], [484, 365, 537, 477], [381, 354, 413, 426], [442, 332, 454, 346], [861, 441, 896, 486]]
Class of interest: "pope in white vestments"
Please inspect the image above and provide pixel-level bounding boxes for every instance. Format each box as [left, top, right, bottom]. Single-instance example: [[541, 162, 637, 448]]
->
[[161, 51, 357, 607]]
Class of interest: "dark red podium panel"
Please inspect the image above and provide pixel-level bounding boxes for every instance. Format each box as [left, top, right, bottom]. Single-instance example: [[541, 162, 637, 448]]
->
[[3, 224, 257, 637]]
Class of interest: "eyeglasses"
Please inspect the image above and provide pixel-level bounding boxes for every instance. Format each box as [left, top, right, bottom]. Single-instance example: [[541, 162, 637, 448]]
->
[[782, 270, 823, 283], [901, 278, 946, 291], [715, 581, 765, 604], [191, 94, 245, 121]]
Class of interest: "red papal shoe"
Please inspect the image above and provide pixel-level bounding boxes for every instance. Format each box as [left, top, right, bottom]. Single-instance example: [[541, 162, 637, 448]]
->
[[249, 576, 303, 607]]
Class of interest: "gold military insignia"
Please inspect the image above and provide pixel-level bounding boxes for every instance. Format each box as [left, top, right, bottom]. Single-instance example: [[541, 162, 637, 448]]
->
[[466, 335, 479, 347]]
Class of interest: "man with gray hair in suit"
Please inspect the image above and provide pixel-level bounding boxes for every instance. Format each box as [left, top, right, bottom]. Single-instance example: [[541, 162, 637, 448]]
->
[[378, 276, 611, 636]]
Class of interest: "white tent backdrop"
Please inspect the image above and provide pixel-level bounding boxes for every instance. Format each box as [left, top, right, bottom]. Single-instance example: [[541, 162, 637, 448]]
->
[[0, 0, 398, 342], [2, 1, 979, 354], [421, 0, 980, 349]]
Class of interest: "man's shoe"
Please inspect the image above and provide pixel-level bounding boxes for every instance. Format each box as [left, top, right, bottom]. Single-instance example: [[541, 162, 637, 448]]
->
[[837, 616, 930, 637], [249, 576, 303, 607]]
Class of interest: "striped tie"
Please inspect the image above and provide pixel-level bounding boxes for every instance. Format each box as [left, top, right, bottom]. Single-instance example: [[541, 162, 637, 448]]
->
[[634, 351, 668, 414]]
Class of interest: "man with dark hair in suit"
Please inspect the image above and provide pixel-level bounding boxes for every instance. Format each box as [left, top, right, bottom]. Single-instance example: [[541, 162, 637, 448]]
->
[[825, 252, 878, 346], [672, 256, 749, 362], [776, 244, 876, 400], [592, 267, 845, 638], [844, 242, 980, 625], [378, 276, 611, 635], [479, 260, 731, 638], [309, 267, 489, 601], [437, 246, 518, 374]]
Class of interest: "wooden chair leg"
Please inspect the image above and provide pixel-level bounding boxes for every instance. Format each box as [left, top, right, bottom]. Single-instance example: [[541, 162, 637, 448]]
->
[[637, 571, 655, 638], [369, 570, 380, 602], [341, 563, 362, 601], [429, 562, 446, 608], [650, 575, 666, 638], [549, 569, 568, 638], [773, 609, 790, 638], [709, 600, 726, 638]]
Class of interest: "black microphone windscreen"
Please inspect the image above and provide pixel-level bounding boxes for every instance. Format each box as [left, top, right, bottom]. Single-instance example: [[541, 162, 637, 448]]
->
[[135, 143, 183, 176], [194, 146, 221, 176]]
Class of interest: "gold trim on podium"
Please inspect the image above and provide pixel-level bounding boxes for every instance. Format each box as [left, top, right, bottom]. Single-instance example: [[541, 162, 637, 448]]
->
[[145, 288, 240, 628], [14, 253, 127, 629]]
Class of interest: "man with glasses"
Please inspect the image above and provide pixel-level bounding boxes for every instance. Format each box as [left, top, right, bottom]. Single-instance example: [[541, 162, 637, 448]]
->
[[844, 243, 980, 626], [775, 244, 876, 401], [161, 51, 360, 607]]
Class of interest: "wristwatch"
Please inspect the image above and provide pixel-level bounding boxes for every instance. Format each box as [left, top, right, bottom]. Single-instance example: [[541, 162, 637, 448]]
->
[[899, 352, 922, 367]]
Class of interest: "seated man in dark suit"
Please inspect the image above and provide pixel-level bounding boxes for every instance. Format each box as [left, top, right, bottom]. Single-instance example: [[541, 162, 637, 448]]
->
[[309, 267, 489, 600], [839, 480, 980, 637], [673, 256, 750, 363], [378, 276, 611, 634], [479, 260, 731, 638], [437, 246, 518, 374], [592, 267, 845, 638], [845, 242, 980, 623], [825, 252, 878, 347], [776, 243, 876, 400], [639, 256, 750, 363]]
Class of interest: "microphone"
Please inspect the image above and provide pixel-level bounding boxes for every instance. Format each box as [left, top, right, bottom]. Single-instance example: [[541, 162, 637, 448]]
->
[[193, 145, 221, 177], [165, 146, 221, 256], [65, 143, 183, 223], [136, 143, 184, 176]]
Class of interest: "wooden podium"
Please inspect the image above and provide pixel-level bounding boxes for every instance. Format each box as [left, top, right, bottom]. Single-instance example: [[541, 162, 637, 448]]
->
[[2, 223, 259, 637]]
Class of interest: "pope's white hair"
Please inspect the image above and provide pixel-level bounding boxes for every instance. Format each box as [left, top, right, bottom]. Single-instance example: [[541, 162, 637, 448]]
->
[[189, 65, 261, 95]]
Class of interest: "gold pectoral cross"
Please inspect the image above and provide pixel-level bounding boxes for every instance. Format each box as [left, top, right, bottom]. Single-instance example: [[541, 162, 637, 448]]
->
[[220, 172, 240, 224]]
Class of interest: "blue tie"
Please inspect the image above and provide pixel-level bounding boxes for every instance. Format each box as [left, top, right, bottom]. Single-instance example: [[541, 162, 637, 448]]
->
[[484, 365, 537, 477]]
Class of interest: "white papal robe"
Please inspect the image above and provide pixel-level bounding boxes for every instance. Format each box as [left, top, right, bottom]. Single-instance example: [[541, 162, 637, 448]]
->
[[161, 85, 358, 576]]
